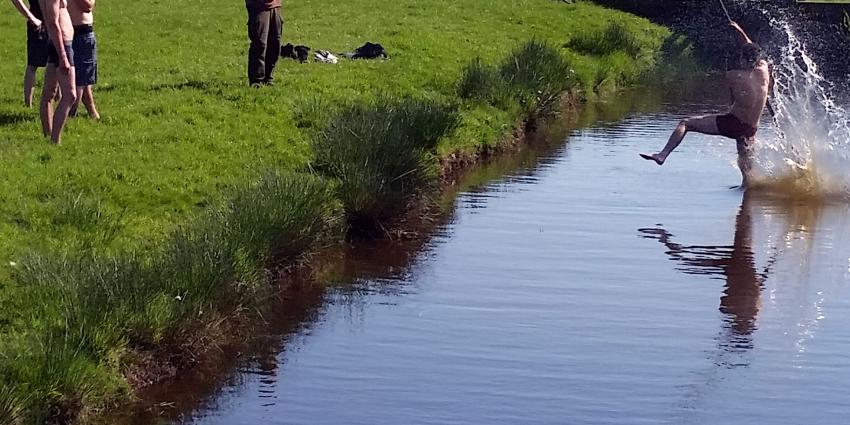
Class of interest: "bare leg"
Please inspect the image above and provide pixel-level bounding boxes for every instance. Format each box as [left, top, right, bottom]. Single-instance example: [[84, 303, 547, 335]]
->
[[641, 115, 721, 165], [51, 67, 77, 145], [40, 65, 59, 138], [70, 85, 82, 118], [23, 65, 38, 107], [81, 86, 100, 120], [737, 138, 754, 188]]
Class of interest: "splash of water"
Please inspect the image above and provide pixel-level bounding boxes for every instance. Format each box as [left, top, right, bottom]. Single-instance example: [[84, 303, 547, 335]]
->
[[753, 20, 850, 198]]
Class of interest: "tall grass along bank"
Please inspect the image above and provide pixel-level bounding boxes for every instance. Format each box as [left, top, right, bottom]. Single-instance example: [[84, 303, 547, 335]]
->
[[312, 98, 459, 232], [0, 0, 686, 422]]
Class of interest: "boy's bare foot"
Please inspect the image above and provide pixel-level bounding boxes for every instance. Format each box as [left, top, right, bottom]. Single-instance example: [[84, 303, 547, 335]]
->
[[639, 153, 665, 165]]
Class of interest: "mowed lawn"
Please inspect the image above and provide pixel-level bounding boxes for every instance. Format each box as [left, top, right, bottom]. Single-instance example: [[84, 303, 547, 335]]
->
[[0, 0, 668, 261]]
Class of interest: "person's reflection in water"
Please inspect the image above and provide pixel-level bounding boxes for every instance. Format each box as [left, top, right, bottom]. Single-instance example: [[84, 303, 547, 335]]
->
[[639, 192, 773, 358]]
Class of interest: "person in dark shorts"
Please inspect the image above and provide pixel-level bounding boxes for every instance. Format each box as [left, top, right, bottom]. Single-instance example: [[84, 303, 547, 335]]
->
[[69, 0, 99, 119], [11, 0, 49, 107], [40, 0, 77, 145], [246, 0, 282, 86], [640, 21, 774, 188]]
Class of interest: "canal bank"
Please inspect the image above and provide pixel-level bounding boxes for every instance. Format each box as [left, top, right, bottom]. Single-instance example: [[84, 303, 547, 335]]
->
[[0, 2, 697, 423], [115, 80, 850, 425]]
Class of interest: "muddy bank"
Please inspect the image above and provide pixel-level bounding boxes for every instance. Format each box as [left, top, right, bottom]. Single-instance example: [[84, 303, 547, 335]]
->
[[593, 0, 850, 83]]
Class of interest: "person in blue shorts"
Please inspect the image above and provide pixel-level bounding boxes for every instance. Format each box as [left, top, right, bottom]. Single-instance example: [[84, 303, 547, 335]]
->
[[68, 0, 99, 119]]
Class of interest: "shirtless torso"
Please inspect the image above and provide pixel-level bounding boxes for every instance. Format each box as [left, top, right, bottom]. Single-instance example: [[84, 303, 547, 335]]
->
[[40, 0, 74, 43], [727, 60, 771, 128], [67, 0, 93, 26]]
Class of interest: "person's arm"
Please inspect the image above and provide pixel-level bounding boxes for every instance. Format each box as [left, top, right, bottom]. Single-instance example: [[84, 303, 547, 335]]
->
[[766, 64, 777, 119], [9, 0, 42, 27], [730, 21, 753, 45], [43, 0, 71, 74]]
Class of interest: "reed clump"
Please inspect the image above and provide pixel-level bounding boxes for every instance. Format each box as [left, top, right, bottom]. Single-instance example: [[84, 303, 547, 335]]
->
[[312, 97, 459, 231], [459, 40, 577, 114], [566, 21, 646, 58]]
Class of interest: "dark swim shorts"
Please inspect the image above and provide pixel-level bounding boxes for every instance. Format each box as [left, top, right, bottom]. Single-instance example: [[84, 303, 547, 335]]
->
[[72, 25, 97, 86], [716, 113, 757, 140], [47, 40, 75, 67], [26, 26, 49, 68]]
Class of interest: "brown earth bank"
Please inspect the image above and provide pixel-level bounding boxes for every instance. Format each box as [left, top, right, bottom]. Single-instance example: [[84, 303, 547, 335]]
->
[[592, 0, 850, 85]]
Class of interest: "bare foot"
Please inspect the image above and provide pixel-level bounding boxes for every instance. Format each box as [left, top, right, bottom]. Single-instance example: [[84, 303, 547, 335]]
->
[[639, 153, 665, 165]]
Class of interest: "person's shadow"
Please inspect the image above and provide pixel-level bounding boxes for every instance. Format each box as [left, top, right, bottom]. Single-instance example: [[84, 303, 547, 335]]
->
[[638, 192, 774, 354]]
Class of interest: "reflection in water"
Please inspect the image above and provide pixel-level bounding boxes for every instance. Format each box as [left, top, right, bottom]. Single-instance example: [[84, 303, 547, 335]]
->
[[109, 82, 850, 425], [639, 192, 771, 357]]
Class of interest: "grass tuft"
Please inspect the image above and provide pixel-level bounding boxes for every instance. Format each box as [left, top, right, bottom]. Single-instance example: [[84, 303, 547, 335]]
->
[[566, 21, 646, 58], [458, 58, 511, 106], [499, 40, 577, 108], [0, 384, 27, 425], [459, 40, 576, 113], [312, 98, 459, 229]]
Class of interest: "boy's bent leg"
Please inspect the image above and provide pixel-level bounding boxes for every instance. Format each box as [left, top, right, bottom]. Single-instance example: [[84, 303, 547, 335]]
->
[[263, 7, 282, 84], [641, 115, 721, 165], [247, 8, 271, 85], [40, 65, 59, 138], [737, 137, 755, 187], [51, 67, 77, 144]]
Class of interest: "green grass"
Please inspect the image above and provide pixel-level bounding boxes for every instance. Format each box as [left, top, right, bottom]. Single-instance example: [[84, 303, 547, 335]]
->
[[459, 40, 578, 114], [0, 0, 675, 422], [313, 97, 458, 230], [0, 171, 341, 423]]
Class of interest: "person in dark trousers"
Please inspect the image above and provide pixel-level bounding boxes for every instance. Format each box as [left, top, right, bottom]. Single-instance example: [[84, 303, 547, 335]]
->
[[10, 0, 49, 107], [246, 0, 282, 86]]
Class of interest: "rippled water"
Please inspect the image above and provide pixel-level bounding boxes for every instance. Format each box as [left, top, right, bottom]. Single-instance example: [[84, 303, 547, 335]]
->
[[131, 89, 850, 425]]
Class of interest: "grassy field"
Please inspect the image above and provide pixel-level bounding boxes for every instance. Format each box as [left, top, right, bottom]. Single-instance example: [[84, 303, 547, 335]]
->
[[0, 0, 676, 422]]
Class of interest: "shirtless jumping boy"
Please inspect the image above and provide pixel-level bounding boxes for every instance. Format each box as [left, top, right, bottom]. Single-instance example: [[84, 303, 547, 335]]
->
[[39, 0, 76, 144], [641, 21, 774, 187]]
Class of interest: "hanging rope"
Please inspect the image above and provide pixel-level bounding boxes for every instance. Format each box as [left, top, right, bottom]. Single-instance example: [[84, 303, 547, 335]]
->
[[718, 0, 732, 22]]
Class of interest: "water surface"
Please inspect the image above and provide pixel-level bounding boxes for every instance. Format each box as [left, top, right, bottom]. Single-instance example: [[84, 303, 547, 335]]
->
[[149, 90, 850, 425]]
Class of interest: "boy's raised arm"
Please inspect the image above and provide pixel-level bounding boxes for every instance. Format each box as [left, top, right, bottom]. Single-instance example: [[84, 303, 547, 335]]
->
[[730, 21, 753, 46]]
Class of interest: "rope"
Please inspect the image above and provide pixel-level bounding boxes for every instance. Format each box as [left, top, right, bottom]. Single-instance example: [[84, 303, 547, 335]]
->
[[718, 0, 732, 22]]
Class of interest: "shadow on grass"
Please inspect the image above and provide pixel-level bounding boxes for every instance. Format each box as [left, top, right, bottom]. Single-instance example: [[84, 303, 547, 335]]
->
[[0, 111, 35, 127]]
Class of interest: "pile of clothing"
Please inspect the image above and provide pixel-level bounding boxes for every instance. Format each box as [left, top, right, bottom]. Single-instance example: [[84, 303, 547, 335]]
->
[[280, 42, 388, 64]]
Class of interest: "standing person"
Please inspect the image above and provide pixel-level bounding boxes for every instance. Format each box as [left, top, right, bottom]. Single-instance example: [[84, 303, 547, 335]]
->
[[246, 0, 282, 86], [640, 21, 774, 188], [10, 0, 49, 107], [68, 0, 99, 119], [39, 0, 76, 144]]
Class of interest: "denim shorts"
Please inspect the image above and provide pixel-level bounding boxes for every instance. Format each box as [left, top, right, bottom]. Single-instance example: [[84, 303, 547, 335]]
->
[[72, 25, 97, 86]]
